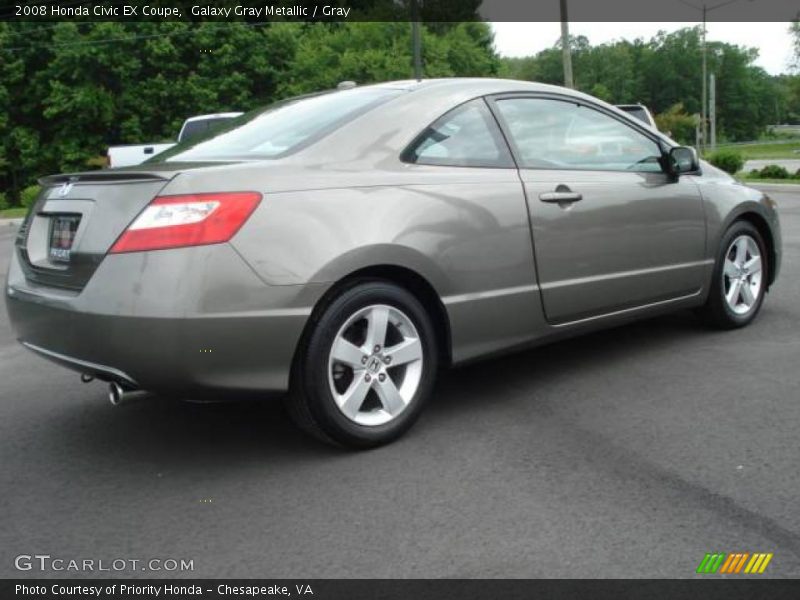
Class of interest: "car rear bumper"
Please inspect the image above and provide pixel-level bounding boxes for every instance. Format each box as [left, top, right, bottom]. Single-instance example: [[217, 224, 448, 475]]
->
[[5, 244, 326, 396]]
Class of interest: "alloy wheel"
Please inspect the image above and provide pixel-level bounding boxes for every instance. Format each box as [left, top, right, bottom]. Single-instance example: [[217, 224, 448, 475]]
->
[[723, 234, 763, 316], [327, 304, 424, 426]]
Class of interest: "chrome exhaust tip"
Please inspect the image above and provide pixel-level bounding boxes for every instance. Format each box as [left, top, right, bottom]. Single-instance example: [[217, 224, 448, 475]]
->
[[108, 382, 147, 406], [108, 382, 124, 406], [108, 382, 129, 406]]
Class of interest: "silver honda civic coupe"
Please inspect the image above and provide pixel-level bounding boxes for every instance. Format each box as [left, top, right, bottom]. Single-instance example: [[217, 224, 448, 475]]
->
[[6, 79, 781, 447]]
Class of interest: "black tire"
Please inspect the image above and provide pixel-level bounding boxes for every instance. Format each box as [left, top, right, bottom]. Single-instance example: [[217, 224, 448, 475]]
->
[[285, 280, 438, 449], [698, 220, 768, 330]]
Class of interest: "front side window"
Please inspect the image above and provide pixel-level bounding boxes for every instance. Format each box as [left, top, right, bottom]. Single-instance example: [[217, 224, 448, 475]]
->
[[494, 98, 664, 172], [403, 99, 514, 168]]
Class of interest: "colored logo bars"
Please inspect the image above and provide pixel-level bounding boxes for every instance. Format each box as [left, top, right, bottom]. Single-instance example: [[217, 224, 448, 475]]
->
[[696, 552, 773, 574]]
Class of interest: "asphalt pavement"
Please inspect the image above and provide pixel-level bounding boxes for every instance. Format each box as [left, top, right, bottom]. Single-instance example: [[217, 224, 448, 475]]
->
[[1, 188, 799, 579]]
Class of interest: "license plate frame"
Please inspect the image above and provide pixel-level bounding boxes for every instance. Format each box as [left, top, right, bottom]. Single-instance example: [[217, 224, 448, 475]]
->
[[48, 214, 81, 263]]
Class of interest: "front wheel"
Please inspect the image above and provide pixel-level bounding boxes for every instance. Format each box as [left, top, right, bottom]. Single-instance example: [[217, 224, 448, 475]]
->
[[698, 221, 768, 329], [286, 281, 438, 448]]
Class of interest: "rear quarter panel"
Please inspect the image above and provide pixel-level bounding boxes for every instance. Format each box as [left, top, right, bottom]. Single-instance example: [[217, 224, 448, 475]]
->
[[231, 168, 544, 362]]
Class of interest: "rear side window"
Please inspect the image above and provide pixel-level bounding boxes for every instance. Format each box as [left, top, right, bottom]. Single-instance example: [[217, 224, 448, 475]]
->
[[403, 99, 514, 168], [154, 87, 402, 162]]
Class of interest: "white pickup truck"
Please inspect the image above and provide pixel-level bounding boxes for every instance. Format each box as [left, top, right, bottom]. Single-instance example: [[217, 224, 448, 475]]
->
[[107, 112, 243, 168], [615, 104, 657, 129]]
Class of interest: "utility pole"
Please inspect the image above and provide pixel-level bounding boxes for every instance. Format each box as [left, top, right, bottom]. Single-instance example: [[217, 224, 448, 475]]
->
[[679, 0, 754, 150], [701, 4, 707, 153], [709, 72, 716, 150], [560, 0, 574, 88], [412, 22, 422, 80], [411, 0, 422, 80]]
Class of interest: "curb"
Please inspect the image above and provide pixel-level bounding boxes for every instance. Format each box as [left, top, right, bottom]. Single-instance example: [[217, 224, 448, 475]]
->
[[748, 183, 800, 192]]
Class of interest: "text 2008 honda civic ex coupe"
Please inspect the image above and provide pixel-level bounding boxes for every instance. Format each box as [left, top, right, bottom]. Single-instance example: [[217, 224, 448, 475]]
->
[[6, 79, 782, 448]]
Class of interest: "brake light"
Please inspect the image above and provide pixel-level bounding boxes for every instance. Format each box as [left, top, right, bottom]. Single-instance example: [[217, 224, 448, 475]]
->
[[109, 192, 261, 254]]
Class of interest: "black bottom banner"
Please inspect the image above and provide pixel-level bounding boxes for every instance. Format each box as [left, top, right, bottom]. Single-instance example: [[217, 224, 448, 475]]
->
[[5, 579, 800, 600]]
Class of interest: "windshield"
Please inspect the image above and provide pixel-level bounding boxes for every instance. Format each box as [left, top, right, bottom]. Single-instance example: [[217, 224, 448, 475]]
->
[[152, 87, 403, 162]]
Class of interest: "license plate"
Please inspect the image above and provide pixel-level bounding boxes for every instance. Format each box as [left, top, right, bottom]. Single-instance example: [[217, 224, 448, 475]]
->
[[48, 215, 81, 263]]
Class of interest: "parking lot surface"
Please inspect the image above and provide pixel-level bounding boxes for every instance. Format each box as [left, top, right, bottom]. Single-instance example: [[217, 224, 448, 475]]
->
[[1, 188, 799, 578]]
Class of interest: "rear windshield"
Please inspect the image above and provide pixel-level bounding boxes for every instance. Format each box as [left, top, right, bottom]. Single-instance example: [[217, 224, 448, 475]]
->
[[153, 88, 402, 162]]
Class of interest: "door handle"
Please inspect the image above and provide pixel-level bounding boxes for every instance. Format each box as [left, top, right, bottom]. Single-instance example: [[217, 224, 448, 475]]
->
[[539, 190, 583, 203]]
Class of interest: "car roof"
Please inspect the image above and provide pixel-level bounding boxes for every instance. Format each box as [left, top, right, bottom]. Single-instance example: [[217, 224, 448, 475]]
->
[[292, 78, 674, 164], [365, 78, 629, 112], [369, 77, 577, 95], [184, 113, 244, 122]]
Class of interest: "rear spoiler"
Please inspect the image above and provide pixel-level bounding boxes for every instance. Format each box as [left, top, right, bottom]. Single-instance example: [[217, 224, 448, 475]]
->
[[39, 171, 171, 187]]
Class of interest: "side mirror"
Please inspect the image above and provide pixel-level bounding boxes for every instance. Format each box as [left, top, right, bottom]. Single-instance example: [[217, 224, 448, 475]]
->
[[667, 146, 699, 176]]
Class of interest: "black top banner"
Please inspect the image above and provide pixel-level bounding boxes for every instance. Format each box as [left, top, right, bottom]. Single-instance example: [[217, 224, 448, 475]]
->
[[0, 0, 797, 22]]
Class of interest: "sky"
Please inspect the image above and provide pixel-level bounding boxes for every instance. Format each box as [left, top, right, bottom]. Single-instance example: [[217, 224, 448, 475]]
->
[[491, 22, 795, 75]]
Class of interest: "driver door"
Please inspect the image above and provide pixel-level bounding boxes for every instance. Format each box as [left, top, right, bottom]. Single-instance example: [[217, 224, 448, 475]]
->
[[490, 95, 707, 324]]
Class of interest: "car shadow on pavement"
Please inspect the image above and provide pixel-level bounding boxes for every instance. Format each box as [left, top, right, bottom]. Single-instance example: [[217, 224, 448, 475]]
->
[[429, 309, 712, 412], [36, 309, 715, 466]]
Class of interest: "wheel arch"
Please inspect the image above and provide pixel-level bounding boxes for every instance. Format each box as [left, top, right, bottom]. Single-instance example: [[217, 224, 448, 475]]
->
[[293, 264, 453, 376], [730, 210, 777, 288]]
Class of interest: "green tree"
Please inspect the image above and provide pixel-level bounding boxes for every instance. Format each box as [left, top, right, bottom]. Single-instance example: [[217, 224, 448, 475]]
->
[[280, 22, 499, 96], [499, 55, 538, 81], [1, 19, 498, 204], [498, 26, 779, 143], [791, 20, 800, 71], [655, 103, 698, 145]]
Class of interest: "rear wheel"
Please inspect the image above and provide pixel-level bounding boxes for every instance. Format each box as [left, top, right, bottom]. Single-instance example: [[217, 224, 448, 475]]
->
[[286, 281, 438, 448], [699, 221, 767, 329]]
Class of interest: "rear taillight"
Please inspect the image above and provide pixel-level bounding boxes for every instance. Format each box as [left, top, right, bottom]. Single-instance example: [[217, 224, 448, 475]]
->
[[109, 192, 261, 254]]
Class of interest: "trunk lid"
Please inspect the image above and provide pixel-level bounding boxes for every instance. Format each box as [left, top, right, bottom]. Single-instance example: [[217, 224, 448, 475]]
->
[[16, 169, 181, 291]]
